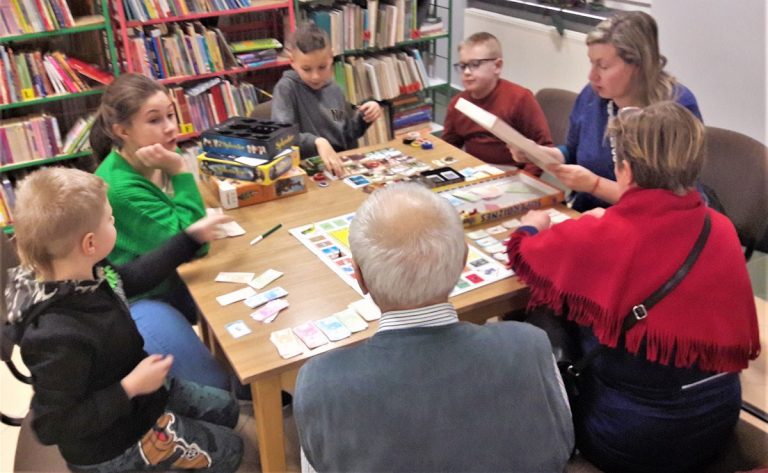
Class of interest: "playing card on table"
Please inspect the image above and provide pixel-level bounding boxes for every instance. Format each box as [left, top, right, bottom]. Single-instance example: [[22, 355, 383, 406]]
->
[[314, 316, 352, 341], [244, 287, 288, 308], [225, 320, 252, 339], [502, 218, 522, 229], [293, 322, 329, 349], [452, 190, 481, 202], [348, 298, 382, 321], [486, 225, 507, 235], [249, 269, 284, 290], [475, 237, 499, 247], [215, 272, 255, 284], [334, 308, 368, 333], [466, 230, 490, 240], [251, 299, 289, 323], [270, 329, 304, 358], [484, 243, 507, 254], [220, 220, 246, 237], [216, 287, 257, 306]]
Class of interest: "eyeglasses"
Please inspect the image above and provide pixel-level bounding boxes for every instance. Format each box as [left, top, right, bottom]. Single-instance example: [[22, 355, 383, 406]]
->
[[452, 58, 498, 73]]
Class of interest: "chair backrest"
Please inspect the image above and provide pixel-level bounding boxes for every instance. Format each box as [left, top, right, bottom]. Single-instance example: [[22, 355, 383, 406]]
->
[[250, 100, 273, 120], [700, 126, 768, 259], [535, 88, 578, 145]]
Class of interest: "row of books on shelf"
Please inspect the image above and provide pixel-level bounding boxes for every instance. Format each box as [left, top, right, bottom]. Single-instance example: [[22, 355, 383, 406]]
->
[[0, 0, 76, 36], [127, 22, 282, 80], [0, 113, 93, 165], [121, 0, 251, 22], [170, 78, 263, 135], [334, 48, 432, 104], [303, 0, 445, 54], [0, 46, 113, 105]]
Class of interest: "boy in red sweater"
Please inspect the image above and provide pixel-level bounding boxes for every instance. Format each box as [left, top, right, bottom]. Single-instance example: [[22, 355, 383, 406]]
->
[[442, 32, 552, 175]]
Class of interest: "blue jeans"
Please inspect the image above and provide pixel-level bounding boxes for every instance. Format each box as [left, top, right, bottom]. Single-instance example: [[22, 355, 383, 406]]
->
[[68, 378, 243, 473], [130, 299, 231, 391]]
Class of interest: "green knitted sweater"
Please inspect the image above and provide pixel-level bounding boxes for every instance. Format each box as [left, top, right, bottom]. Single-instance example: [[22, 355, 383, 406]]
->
[[95, 149, 207, 300]]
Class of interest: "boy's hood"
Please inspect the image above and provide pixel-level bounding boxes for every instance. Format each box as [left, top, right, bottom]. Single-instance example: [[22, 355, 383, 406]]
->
[[5, 265, 110, 328]]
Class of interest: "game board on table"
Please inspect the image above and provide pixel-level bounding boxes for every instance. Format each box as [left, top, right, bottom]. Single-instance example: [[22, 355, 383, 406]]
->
[[290, 213, 514, 298], [437, 171, 565, 227]]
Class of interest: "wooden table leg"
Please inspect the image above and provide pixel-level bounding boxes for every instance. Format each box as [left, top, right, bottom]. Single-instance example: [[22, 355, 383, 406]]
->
[[252, 377, 286, 473]]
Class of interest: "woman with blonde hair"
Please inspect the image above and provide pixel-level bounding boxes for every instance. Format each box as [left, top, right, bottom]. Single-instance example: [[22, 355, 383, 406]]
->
[[507, 102, 759, 472], [513, 11, 702, 212]]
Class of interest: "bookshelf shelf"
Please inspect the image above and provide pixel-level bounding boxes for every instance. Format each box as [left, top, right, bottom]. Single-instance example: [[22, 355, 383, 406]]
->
[[124, 0, 292, 27], [0, 89, 104, 112], [0, 151, 91, 173], [157, 59, 290, 85], [339, 33, 449, 56], [0, 22, 106, 44]]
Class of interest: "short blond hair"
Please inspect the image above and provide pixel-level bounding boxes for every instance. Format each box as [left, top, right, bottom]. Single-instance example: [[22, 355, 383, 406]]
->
[[608, 102, 705, 192], [459, 32, 502, 58], [13, 168, 107, 276]]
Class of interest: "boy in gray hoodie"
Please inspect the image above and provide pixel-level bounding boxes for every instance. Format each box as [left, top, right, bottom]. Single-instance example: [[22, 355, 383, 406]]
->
[[271, 22, 382, 177]]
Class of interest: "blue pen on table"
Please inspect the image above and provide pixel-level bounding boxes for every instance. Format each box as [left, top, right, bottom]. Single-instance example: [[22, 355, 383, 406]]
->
[[250, 223, 282, 245]]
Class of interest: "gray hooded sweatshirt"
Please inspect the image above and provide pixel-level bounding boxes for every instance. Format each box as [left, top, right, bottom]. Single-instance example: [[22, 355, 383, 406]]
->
[[271, 69, 370, 159]]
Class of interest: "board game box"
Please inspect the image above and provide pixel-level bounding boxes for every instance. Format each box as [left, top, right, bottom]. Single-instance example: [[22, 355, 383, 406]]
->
[[435, 171, 565, 227], [201, 117, 297, 160]]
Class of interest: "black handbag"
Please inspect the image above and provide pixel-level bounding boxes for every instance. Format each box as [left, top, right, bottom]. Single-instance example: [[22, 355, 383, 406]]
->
[[529, 215, 711, 404]]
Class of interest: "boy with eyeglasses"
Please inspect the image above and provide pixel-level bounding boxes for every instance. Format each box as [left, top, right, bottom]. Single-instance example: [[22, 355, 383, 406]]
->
[[442, 32, 552, 175]]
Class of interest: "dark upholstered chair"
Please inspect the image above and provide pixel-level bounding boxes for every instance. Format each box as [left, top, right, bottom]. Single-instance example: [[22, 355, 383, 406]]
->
[[701, 126, 768, 260], [250, 100, 273, 120], [535, 88, 578, 145], [1, 233, 69, 472]]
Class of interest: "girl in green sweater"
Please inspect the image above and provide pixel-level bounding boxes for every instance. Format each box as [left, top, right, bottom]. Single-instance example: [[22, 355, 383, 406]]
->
[[90, 74, 231, 391]]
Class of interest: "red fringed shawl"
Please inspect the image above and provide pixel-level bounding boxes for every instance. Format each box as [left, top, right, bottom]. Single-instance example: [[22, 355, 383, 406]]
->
[[507, 187, 760, 372]]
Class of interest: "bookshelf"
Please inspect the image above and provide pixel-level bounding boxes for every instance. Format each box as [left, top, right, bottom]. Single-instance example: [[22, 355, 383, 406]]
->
[[111, 0, 295, 142], [294, 0, 452, 145], [0, 0, 121, 227]]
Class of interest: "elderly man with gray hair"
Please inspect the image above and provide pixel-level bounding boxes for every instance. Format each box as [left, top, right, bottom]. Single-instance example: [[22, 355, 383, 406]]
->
[[294, 183, 574, 472]]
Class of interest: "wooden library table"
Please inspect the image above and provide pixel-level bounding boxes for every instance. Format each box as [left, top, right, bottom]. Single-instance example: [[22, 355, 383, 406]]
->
[[178, 135, 574, 472]]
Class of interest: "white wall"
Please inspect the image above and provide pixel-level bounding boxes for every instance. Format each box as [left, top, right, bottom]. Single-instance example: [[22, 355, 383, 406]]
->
[[652, 0, 767, 144], [464, 8, 590, 93]]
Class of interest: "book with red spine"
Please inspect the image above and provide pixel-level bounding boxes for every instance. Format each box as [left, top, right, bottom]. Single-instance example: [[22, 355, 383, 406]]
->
[[67, 57, 115, 85], [52, 51, 87, 91], [32, 0, 54, 30], [45, 54, 77, 92], [209, 85, 228, 124]]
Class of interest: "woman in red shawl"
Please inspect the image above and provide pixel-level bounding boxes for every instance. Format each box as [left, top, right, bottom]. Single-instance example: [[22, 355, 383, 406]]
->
[[507, 102, 760, 473]]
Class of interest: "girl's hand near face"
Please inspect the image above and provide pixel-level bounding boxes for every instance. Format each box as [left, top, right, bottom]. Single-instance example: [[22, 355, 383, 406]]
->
[[135, 144, 186, 176]]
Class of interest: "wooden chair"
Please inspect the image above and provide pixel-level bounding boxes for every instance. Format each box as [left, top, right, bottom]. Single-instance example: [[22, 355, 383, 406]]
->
[[534, 88, 578, 145], [701, 126, 768, 260], [1, 233, 69, 472]]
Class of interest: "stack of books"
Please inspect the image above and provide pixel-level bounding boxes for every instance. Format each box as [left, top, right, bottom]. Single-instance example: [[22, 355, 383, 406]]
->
[[170, 78, 262, 134], [122, 0, 252, 22], [389, 92, 432, 135], [230, 38, 281, 68], [127, 23, 240, 80], [0, 47, 97, 104], [0, 0, 76, 36]]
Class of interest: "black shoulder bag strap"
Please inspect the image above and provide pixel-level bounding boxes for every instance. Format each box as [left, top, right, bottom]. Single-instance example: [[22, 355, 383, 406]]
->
[[567, 214, 712, 377]]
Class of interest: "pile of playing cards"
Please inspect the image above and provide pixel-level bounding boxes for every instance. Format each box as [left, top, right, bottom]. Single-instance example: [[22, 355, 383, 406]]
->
[[268, 297, 382, 359]]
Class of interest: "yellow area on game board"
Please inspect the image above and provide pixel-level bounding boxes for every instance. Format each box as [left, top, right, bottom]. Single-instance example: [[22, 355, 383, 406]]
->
[[329, 228, 351, 249]]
